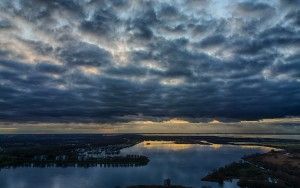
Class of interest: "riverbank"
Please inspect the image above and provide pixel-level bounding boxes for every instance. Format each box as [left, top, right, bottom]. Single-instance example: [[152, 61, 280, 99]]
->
[[202, 149, 300, 187]]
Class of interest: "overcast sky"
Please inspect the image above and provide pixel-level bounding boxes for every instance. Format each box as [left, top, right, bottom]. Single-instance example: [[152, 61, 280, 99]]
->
[[0, 0, 300, 124]]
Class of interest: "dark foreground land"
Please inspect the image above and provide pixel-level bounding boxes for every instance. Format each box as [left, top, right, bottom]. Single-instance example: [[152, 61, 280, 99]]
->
[[201, 139, 300, 188], [0, 134, 299, 187], [202, 153, 300, 187]]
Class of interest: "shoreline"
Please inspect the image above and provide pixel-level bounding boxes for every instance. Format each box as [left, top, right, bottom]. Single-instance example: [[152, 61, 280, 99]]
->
[[0, 134, 299, 187]]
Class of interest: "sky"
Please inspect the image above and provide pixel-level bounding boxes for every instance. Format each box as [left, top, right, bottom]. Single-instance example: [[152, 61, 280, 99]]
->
[[0, 0, 300, 133]]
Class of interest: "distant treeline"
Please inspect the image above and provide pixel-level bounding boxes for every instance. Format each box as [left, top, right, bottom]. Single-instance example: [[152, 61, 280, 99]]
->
[[0, 155, 149, 169]]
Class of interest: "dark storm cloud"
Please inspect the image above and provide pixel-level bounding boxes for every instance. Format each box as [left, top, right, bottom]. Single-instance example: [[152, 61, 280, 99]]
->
[[159, 5, 179, 18], [198, 35, 226, 48], [234, 1, 276, 21], [23, 40, 54, 55], [58, 42, 113, 66], [80, 9, 119, 37], [35, 62, 66, 74], [0, 0, 300, 122], [236, 2, 273, 13], [286, 10, 300, 26], [0, 19, 12, 29], [280, 0, 300, 7]]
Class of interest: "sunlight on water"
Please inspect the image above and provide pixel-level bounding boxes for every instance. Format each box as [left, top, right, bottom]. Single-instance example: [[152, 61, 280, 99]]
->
[[138, 141, 195, 151], [123, 141, 275, 153]]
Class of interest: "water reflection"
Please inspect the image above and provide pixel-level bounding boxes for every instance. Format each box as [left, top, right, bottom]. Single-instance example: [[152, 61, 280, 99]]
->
[[140, 141, 195, 150], [0, 141, 274, 188], [141, 134, 300, 140]]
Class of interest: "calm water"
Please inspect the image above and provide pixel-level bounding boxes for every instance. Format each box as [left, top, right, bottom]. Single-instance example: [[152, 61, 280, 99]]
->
[[141, 133, 300, 140], [0, 141, 275, 188]]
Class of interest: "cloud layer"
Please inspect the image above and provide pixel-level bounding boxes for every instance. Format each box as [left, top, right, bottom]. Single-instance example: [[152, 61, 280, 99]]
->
[[0, 0, 300, 122]]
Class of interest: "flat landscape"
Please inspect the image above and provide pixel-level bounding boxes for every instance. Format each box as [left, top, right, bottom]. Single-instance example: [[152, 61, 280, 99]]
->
[[0, 134, 299, 187]]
